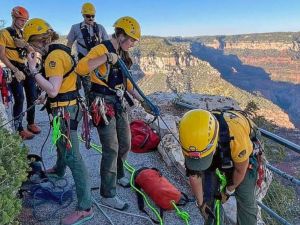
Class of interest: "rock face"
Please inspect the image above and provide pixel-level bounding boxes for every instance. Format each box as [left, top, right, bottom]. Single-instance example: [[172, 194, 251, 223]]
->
[[205, 38, 300, 84], [131, 38, 294, 129]]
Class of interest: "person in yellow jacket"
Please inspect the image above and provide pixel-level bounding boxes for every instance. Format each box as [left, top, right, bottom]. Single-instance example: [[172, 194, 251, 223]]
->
[[24, 18, 93, 225], [0, 6, 41, 139], [179, 109, 260, 225], [76, 16, 149, 210]]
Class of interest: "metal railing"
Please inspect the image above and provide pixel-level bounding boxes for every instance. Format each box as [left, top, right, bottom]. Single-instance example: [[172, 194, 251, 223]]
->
[[174, 100, 300, 225]]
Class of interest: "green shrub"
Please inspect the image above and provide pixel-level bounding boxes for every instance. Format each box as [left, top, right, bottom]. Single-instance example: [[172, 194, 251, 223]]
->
[[0, 127, 28, 225]]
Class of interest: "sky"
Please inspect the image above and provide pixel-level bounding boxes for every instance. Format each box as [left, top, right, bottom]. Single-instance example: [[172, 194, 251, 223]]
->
[[1, 0, 300, 37]]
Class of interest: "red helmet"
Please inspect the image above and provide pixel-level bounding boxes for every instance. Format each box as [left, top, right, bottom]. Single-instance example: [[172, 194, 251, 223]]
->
[[11, 6, 29, 20]]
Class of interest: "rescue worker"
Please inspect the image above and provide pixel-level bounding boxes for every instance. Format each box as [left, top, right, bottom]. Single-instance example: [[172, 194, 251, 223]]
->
[[179, 109, 261, 225], [0, 6, 41, 139], [76, 16, 150, 210], [24, 18, 93, 225], [67, 2, 108, 101]]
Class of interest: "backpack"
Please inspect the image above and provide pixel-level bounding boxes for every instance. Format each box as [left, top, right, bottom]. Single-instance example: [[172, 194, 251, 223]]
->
[[210, 108, 260, 170], [130, 120, 160, 153], [134, 168, 189, 222]]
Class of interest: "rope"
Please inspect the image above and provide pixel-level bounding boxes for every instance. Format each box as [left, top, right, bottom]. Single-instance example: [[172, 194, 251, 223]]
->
[[92, 197, 156, 225], [124, 161, 163, 225], [170, 201, 190, 225], [79, 136, 164, 225], [117, 59, 160, 116], [25, 177, 73, 222], [0, 103, 36, 129], [215, 169, 228, 225], [50, 116, 72, 152], [40, 113, 52, 172]]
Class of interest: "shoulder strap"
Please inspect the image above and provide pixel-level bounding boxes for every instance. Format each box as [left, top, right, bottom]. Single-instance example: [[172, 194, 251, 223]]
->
[[101, 40, 116, 53], [93, 23, 101, 44], [212, 110, 234, 169], [6, 27, 18, 39], [80, 23, 93, 51]]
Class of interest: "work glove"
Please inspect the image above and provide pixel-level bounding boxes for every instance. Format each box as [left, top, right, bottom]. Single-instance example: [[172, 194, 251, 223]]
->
[[13, 69, 25, 82], [141, 100, 154, 115], [106, 52, 119, 65], [197, 202, 215, 220]]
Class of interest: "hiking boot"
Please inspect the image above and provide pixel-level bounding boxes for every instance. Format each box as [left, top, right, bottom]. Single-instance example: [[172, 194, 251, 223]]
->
[[100, 196, 129, 210], [117, 177, 131, 188], [19, 130, 34, 140], [61, 208, 94, 225], [27, 124, 41, 134]]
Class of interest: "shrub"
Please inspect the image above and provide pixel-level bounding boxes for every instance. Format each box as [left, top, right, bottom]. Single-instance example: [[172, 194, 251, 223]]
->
[[0, 127, 28, 224]]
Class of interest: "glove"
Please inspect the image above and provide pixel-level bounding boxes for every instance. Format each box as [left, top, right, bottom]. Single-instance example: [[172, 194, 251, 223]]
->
[[141, 100, 153, 115], [197, 202, 215, 220], [13, 69, 25, 82], [106, 52, 119, 65]]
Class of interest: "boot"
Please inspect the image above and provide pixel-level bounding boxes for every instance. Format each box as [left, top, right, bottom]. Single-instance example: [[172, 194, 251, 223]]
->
[[117, 177, 131, 188], [19, 130, 34, 140], [100, 196, 129, 210], [27, 124, 41, 134], [61, 208, 94, 225]]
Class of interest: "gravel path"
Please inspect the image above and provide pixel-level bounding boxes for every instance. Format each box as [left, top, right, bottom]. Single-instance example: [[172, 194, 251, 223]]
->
[[18, 104, 204, 225]]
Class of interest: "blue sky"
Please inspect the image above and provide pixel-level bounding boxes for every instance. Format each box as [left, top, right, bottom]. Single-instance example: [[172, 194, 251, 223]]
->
[[1, 0, 300, 37]]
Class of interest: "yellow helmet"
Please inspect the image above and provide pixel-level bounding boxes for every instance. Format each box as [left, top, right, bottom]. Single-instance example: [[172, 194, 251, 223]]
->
[[179, 109, 219, 159], [23, 18, 53, 42], [81, 3, 96, 15], [113, 16, 141, 40]]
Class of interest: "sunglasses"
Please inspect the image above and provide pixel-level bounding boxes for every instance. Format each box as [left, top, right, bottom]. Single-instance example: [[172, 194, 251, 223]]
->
[[84, 14, 95, 19]]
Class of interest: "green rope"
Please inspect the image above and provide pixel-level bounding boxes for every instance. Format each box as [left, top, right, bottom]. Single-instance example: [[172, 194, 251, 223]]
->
[[79, 137, 193, 225], [50, 116, 72, 152], [123, 161, 164, 225], [171, 201, 190, 225], [214, 169, 228, 225]]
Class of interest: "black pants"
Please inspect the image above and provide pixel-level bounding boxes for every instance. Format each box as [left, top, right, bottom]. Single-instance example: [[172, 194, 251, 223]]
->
[[10, 62, 38, 131]]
